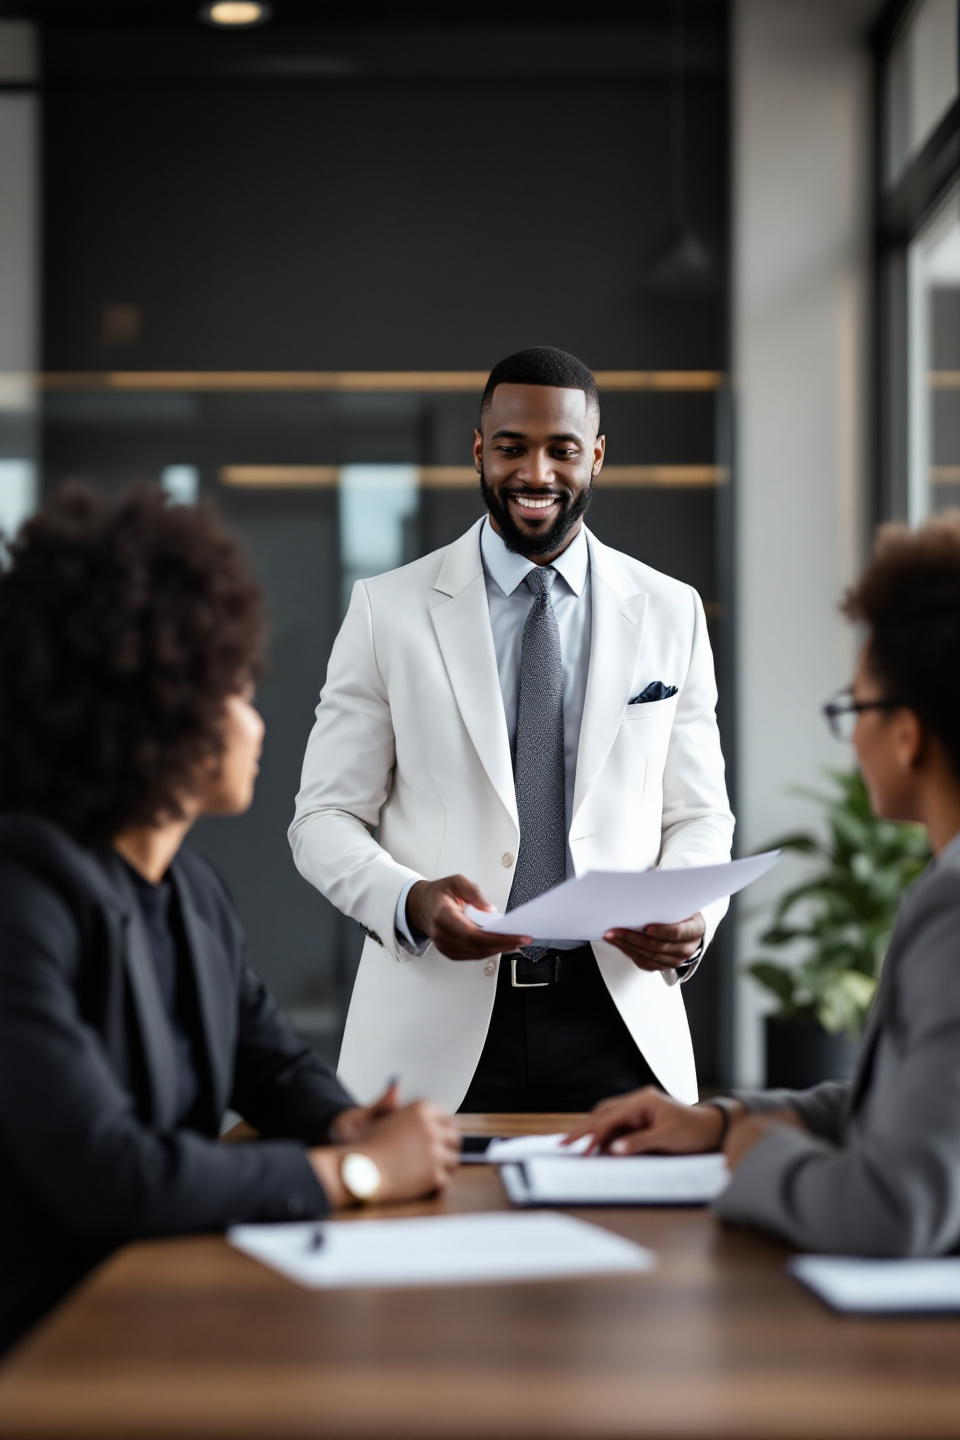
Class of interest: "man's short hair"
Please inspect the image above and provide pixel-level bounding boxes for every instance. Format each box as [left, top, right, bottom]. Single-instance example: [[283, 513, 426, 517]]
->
[[842, 511, 960, 781], [480, 346, 601, 428]]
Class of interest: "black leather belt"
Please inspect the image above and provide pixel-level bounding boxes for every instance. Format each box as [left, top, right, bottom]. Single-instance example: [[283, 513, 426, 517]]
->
[[504, 950, 566, 988]]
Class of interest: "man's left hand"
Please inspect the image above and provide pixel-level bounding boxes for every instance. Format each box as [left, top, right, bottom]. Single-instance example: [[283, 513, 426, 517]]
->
[[603, 912, 705, 972]]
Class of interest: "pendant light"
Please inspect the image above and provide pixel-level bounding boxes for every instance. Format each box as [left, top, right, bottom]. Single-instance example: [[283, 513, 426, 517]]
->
[[646, 0, 716, 292]]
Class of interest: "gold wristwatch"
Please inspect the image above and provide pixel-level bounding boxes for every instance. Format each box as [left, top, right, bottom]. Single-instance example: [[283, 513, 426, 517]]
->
[[340, 1151, 382, 1203]]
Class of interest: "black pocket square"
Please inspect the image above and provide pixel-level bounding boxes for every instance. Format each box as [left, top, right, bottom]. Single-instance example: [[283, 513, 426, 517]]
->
[[629, 681, 678, 705]]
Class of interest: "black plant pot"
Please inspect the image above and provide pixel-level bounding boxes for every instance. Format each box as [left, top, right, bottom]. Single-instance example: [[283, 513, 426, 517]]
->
[[764, 1015, 859, 1090]]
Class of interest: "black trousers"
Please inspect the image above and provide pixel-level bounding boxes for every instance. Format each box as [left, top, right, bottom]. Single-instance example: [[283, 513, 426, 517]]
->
[[459, 945, 658, 1114]]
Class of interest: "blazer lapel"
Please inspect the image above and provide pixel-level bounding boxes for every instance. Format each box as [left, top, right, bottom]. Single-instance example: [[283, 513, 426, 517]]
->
[[843, 998, 885, 1121], [102, 855, 181, 1132], [430, 521, 519, 830], [571, 530, 648, 827], [172, 863, 235, 1121], [843, 913, 909, 1122], [843, 869, 935, 1122]]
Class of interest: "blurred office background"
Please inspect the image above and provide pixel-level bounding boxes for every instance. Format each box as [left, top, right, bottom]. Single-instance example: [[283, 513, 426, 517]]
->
[[0, 0, 956, 1086]]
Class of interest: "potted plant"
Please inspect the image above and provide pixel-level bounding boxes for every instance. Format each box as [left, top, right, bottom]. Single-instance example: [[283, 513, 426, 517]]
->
[[747, 769, 930, 1089]]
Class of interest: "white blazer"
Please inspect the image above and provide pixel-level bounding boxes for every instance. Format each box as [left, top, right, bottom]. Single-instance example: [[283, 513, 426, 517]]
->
[[289, 520, 734, 1109]]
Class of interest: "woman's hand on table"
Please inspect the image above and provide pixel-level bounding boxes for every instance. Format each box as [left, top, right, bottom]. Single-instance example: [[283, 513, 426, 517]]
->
[[565, 1088, 808, 1168], [329, 1079, 400, 1144], [564, 1086, 738, 1155], [310, 1101, 461, 1208]]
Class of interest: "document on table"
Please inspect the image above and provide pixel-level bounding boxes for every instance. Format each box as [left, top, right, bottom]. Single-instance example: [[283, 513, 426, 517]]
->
[[228, 1211, 654, 1289], [788, 1256, 960, 1314], [502, 1153, 730, 1207], [463, 851, 780, 944], [484, 1133, 592, 1163]]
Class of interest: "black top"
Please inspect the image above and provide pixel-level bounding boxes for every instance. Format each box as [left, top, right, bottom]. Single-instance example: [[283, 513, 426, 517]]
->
[[120, 859, 201, 1126], [0, 814, 355, 1356]]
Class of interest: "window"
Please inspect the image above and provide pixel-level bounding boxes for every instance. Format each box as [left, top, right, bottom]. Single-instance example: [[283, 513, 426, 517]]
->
[[339, 465, 420, 614], [886, 0, 958, 183], [907, 186, 960, 520], [874, 0, 960, 522], [0, 459, 36, 550]]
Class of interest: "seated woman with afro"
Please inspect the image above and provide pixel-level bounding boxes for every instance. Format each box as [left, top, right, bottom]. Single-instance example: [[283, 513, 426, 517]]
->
[[568, 512, 960, 1257], [0, 485, 459, 1355]]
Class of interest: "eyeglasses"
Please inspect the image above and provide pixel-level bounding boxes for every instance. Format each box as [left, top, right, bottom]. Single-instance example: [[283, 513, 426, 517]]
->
[[822, 691, 905, 742]]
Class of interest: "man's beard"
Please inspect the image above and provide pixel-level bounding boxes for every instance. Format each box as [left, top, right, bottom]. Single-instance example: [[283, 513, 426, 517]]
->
[[479, 468, 594, 558]]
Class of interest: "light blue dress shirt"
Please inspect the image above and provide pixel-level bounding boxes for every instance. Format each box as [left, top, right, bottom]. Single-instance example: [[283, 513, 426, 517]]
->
[[395, 518, 592, 952]]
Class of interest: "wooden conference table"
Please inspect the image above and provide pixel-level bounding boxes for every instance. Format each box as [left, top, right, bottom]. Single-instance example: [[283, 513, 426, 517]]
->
[[1, 1113, 959, 1440]]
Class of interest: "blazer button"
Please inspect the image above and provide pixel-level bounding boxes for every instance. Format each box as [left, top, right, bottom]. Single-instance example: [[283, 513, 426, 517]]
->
[[501, 852, 514, 867], [484, 960, 497, 977]]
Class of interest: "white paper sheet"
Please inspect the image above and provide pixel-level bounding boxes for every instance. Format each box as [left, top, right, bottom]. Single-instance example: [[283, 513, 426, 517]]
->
[[464, 851, 780, 943], [228, 1211, 654, 1289], [484, 1133, 592, 1163], [502, 1153, 730, 1207], [788, 1255, 960, 1313]]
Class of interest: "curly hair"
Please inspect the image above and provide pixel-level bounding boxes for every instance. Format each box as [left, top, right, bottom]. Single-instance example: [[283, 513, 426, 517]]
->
[[842, 510, 960, 781], [0, 483, 265, 843]]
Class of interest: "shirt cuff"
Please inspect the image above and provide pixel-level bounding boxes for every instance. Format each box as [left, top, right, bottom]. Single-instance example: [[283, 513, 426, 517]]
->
[[662, 937, 705, 987], [677, 936, 705, 977], [395, 878, 431, 957]]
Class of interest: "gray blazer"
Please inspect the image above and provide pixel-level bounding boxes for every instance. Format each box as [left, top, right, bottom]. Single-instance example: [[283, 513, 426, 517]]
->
[[715, 831, 960, 1256]]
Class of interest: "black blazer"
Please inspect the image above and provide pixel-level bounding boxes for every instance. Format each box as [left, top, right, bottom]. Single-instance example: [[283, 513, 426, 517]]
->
[[0, 814, 354, 1355]]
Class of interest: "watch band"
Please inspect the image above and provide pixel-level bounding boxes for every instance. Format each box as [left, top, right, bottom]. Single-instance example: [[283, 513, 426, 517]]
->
[[705, 1096, 740, 1149]]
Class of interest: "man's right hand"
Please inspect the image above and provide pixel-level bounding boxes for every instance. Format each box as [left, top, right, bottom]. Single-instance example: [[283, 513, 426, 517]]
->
[[406, 874, 531, 960], [309, 1100, 461, 1207]]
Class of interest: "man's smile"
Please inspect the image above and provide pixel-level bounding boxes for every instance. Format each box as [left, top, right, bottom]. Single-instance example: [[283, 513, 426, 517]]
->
[[507, 492, 563, 516]]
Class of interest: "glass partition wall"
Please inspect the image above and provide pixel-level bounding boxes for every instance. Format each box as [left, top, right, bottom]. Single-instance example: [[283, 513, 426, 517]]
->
[[37, 5, 734, 1079], [907, 186, 960, 520], [875, 0, 960, 522], [885, 0, 958, 185]]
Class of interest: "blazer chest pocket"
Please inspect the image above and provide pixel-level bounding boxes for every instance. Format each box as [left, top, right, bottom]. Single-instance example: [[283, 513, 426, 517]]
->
[[621, 694, 679, 724], [617, 697, 678, 780]]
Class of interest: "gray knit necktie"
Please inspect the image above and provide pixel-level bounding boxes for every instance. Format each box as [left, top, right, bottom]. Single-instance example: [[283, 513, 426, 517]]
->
[[507, 566, 566, 956]]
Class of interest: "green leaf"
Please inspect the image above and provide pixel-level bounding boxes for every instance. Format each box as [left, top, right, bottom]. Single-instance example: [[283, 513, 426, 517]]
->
[[761, 832, 824, 857], [813, 970, 877, 1036], [743, 767, 930, 1027], [747, 961, 799, 1010]]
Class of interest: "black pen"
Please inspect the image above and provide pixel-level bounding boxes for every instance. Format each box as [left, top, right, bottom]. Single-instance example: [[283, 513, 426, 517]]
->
[[306, 1225, 325, 1253]]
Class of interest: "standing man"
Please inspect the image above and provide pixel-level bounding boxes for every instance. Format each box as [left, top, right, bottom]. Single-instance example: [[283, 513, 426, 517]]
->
[[290, 347, 734, 1112]]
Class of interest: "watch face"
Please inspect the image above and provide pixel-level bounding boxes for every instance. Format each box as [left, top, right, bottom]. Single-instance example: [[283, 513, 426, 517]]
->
[[341, 1151, 381, 1201]]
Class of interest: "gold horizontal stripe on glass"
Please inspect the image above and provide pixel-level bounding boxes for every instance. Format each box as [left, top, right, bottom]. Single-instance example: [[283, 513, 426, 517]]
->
[[218, 464, 728, 489], [929, 373, 960, 388], [35, 370, 725, 393], [931, 466, 960, 483], [222, 466, 341, 487]]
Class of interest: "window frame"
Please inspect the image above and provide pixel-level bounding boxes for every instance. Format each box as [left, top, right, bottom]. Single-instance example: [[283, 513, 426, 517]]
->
[[873, 0, 960, 521]]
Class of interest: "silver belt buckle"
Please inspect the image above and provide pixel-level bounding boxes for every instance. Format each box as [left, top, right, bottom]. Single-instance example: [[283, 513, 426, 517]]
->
[[510, 955, 551, 988]]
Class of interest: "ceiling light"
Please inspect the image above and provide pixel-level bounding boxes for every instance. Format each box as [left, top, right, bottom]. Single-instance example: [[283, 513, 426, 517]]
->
[[199, 2, 272, 26]]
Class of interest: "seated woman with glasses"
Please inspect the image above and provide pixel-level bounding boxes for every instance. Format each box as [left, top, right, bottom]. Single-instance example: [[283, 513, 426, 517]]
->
[[567, 512, 960, 1257], [0, 485, 459, 1355]]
